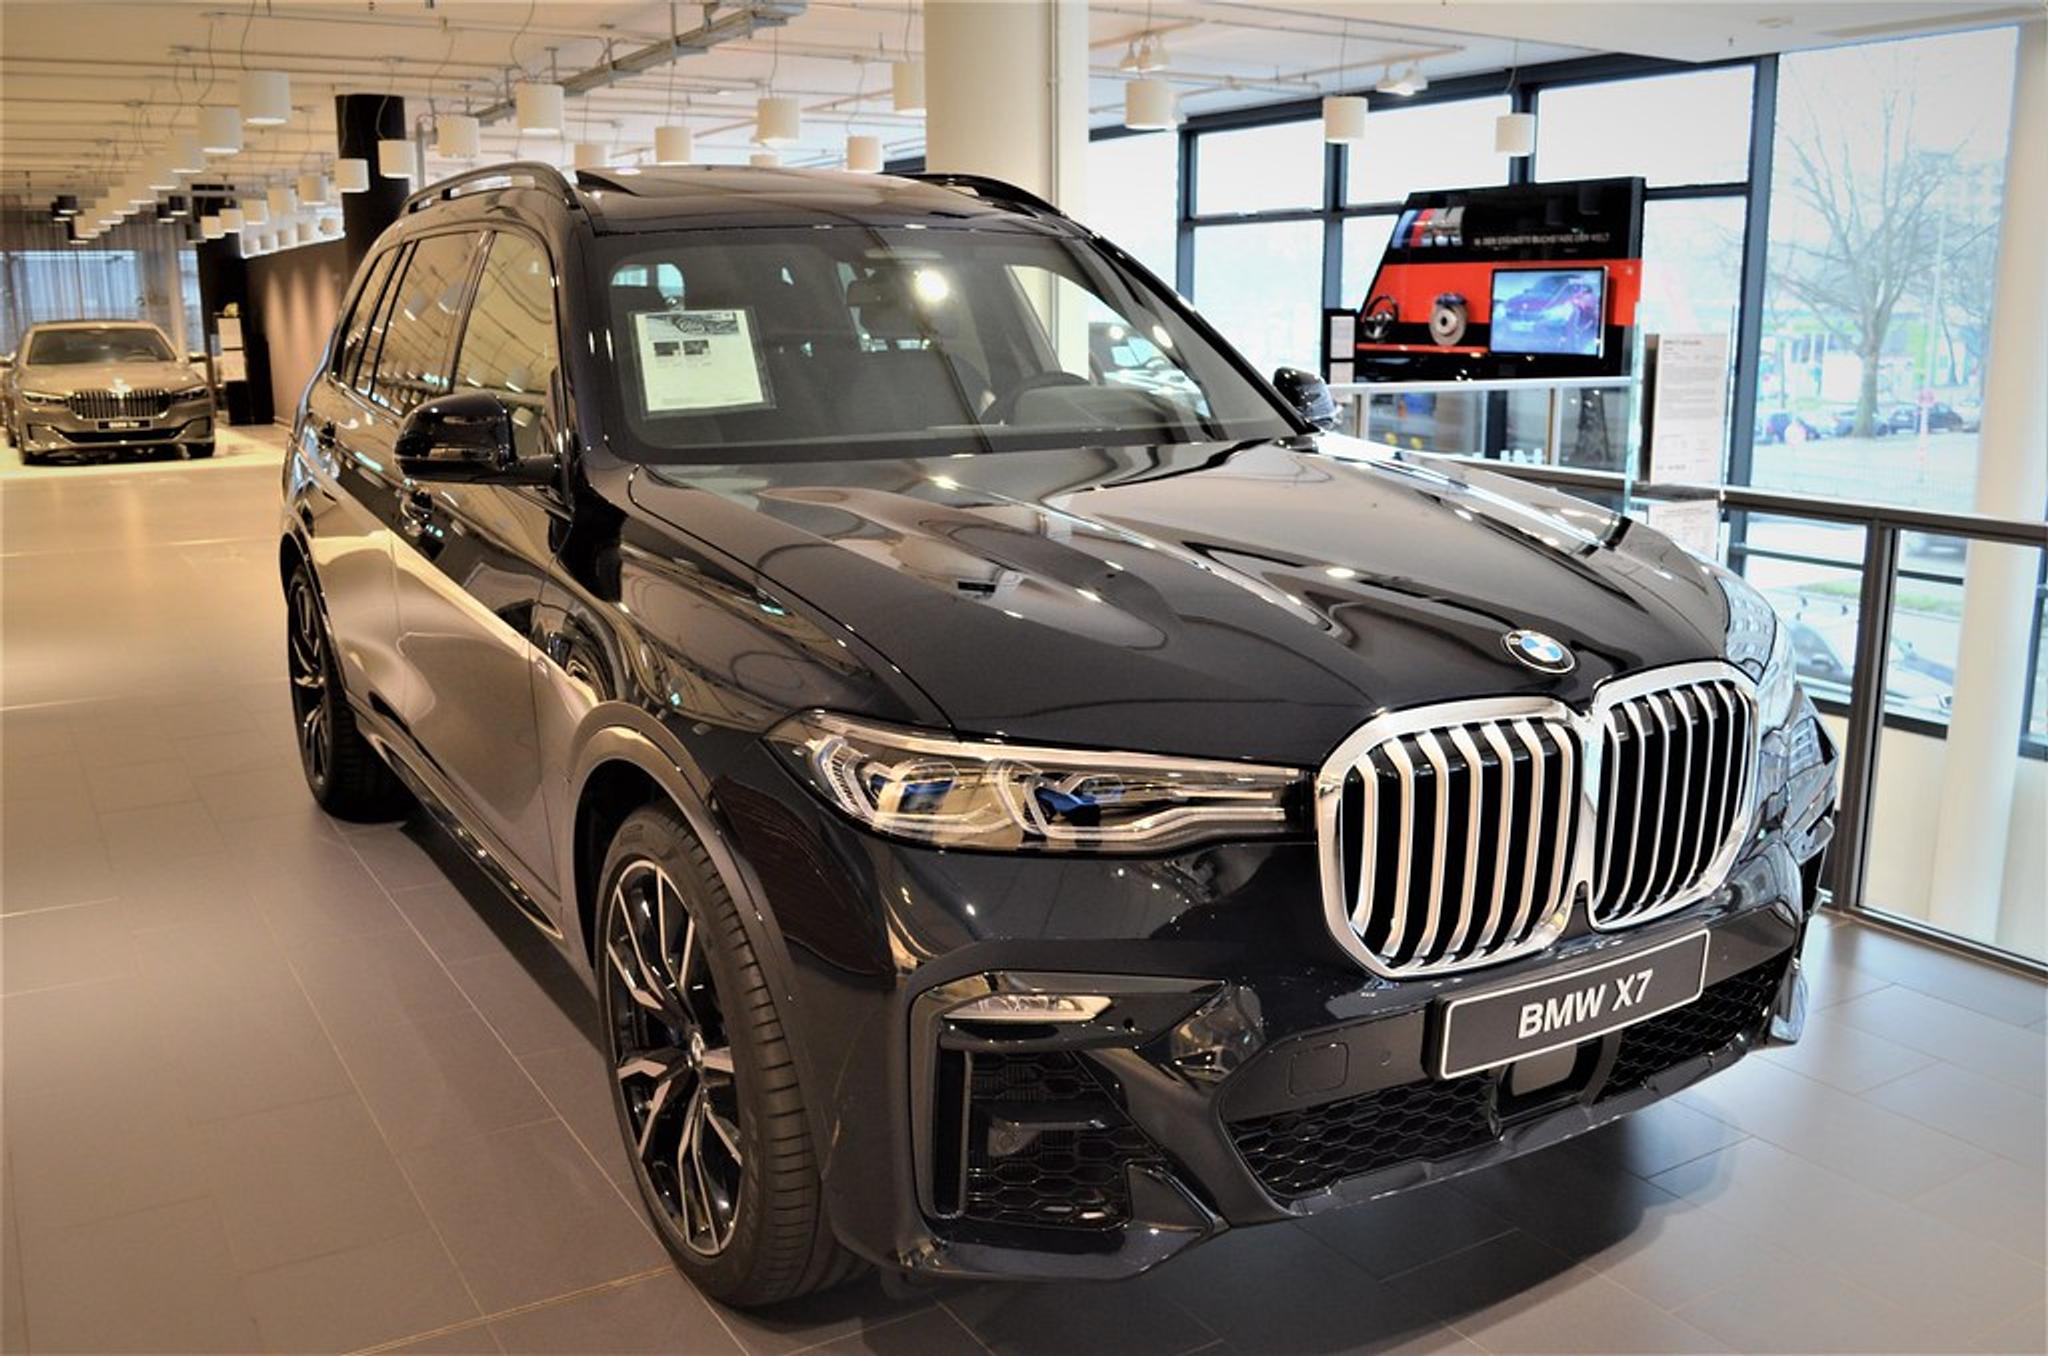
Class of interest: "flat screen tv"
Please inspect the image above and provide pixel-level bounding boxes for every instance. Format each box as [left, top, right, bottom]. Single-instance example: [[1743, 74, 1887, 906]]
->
[[1489, 267, 1608, 358]]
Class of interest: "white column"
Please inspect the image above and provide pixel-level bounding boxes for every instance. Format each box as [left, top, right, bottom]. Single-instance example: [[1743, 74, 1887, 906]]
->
[[1925, 20, 2048, 944], [923, 0, 1088, 217]]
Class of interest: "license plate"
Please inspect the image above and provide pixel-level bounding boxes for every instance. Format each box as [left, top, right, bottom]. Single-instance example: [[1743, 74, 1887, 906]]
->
[[102, 419, 144, 430], [1435, 931, 1710, 1078]]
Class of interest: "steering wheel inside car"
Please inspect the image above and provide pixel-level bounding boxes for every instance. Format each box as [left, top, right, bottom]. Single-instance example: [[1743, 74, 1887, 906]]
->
[[985, 370, 1093, 424]]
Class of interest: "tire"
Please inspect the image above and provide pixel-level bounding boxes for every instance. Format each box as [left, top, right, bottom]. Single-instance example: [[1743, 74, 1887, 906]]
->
[[597, 805, 860, 1308], [187, 441, 215, 459], [285, 561, 409, 821]]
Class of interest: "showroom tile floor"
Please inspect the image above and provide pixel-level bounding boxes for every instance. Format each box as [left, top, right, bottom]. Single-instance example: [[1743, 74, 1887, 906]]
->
[[1, 428, 2043, 1355]]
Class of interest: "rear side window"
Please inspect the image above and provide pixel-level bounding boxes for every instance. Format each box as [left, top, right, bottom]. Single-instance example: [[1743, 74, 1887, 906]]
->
[[331, 250, 399, 387], [366, 232, 481, 415], [455, 232, 560, 459]]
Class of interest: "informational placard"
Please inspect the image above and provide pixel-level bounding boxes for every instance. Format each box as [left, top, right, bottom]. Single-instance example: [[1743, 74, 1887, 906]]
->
[[1644, 332, 1729, 485], [217, 316, 243, 352], [216, 350, 247, 383], [632, 308, 769, 414], [1645, 499, 1721, 563]]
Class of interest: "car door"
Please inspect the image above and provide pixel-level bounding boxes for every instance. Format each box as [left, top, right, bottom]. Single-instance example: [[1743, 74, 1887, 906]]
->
[[297, 246, 409, 712], [389, 227, 567, 893]]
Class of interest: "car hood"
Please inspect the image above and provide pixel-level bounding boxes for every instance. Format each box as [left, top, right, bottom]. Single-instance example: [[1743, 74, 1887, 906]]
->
[[628, 435, 1734, 764], [14, 361, 202, 394]]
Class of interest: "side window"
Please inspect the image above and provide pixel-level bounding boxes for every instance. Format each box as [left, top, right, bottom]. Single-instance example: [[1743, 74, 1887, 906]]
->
[[455, 233, 560, 458], [352, 244, 408, 400], [332, 249, 398, 386], [366, 232, 480, 416]]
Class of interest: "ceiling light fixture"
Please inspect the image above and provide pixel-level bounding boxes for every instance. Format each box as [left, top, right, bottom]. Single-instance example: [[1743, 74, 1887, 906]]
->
[[654, 125, 694, 165], [334, 158, 370, 193], [1124, 77, 1178, 130], [267, 184, 297, 217], [572, 141, 610, 169], [241, 196, 268, 227], [755, 95, 800, 146], [377, 138, 415, 180], [515, 81, 565, 135], [239, 70, 290, 126], [437, 113, 481, 161], [1495, 111, 1536, 157], [750, 150, 780, 168], [297, 173, 328, 207], [845, 133, 883, 173], [1324, 95, 1367, 143], [1136, 34, 1168, 72], [199, 106, 243, 155], [219, 205, 245, 232]]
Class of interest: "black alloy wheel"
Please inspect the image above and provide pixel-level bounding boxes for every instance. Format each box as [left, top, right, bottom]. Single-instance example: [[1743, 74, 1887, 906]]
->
[[287, 569, 335, 794], [605, 858, 745, 1257], [595, 807, 857, 1306], [284, 561, 408, 820]]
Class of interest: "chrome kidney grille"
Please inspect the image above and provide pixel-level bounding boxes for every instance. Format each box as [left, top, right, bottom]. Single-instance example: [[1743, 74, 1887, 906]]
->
[[66, 389, 173, 420], [1317, 664, 1758, 978], [1591, 678, 1754, 926], [1335, 717, 1581, 973]]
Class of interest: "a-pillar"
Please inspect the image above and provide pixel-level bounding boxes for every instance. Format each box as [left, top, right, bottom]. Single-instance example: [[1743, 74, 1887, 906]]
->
[[923, 0, 1089, 216], [336, 92, 408, 278], [1925, 19, 2047, 947]]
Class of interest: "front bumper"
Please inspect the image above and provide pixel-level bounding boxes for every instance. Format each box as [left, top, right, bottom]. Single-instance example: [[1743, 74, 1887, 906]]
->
[[16, 397, 213, 455], [715, 704, 1836, 1283]]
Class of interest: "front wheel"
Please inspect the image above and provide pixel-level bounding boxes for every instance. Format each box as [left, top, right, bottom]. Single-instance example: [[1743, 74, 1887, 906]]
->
[[597, 806, 859, 1307]]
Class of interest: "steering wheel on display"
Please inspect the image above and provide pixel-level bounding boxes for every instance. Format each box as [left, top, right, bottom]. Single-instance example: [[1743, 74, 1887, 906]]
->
[[1360, 295, 1399, 343], [985, 370, 1093, 424]]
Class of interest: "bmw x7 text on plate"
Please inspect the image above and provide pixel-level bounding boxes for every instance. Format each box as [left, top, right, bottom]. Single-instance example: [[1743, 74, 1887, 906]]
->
[[279, 162, 1837, 1307]]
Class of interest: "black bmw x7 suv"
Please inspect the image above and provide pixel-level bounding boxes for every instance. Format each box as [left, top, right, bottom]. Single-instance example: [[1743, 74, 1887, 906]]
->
[[281, 161, 1837, 1307]]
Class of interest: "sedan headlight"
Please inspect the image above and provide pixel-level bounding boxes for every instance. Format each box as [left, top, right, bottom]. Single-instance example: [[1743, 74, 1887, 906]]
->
[[769, 711, 1306, 852], [19, 390, 65, 404]]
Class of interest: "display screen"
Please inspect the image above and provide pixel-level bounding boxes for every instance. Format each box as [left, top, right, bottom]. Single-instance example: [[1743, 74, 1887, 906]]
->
[[1489, 268, 1607, 357]]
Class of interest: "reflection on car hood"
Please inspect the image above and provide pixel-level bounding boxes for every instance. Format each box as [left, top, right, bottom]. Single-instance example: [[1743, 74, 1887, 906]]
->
[[14, 361, 202, 394], [628, 435, 1732, 763]]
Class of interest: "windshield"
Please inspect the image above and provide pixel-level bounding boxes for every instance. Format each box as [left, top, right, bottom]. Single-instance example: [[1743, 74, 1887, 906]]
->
[[26, 326, 174, 366], [596, 224, 1295, 462]]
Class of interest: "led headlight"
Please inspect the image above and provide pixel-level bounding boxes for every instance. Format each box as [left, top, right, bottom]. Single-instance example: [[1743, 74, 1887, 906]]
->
[[1755, 617, 1798, 731], [19, 390, 65, 404], [1710, 561, 1799, 731], [769, 711, 1306, 852]]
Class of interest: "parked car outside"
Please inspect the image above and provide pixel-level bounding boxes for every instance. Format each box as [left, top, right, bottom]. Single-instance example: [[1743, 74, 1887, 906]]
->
[[1757, 409, 1822, 444], [280, 163, 1838, 1306], [2, 320, 214, 463]]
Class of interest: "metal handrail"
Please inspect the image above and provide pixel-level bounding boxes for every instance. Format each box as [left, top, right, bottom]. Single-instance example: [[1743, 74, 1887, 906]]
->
[[1422, 456, 2048, 547], [1418, 449, 2048, 979]]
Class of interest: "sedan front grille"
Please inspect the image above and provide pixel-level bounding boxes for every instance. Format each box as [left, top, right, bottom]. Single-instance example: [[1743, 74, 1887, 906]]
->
[[65, 388, 173, 420], [1592, 678, 1755, 926], [1318, 664, 1758, 977]]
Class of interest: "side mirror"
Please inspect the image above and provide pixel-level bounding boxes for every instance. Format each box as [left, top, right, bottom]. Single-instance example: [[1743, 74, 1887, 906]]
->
[[188, 350, 207, 365], [0, 354, 12, 370], [395, 390, 555, 484], [1272, 366, 1338, 431]]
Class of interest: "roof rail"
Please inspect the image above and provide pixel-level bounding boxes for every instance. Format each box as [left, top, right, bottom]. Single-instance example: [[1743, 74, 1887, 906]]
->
[[904, 173, 1067, 223], [403, 161, 580, 215]]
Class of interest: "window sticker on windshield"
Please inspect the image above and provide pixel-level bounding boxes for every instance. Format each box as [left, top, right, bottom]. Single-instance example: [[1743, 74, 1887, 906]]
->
[[632, 308, 771, 414]]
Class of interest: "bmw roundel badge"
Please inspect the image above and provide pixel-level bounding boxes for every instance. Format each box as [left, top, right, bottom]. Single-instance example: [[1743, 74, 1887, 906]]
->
[[1503, 628, 1575, 675]]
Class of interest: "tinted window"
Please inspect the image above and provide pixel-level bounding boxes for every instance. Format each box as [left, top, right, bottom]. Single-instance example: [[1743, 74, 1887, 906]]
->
[[332, 250, 399, 386], [27, 326, 173, 364], [455, 233, 559, 458], [367, 232, 479, 415], [354, 244, 411, 399]]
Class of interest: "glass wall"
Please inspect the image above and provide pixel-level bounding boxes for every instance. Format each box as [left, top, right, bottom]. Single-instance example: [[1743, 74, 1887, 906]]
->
[[1190, 218, 1323, 377], [1756, 27, 2018, 512], [1534, 67, 1753, 187], [1082, 131, 1178, 286]]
